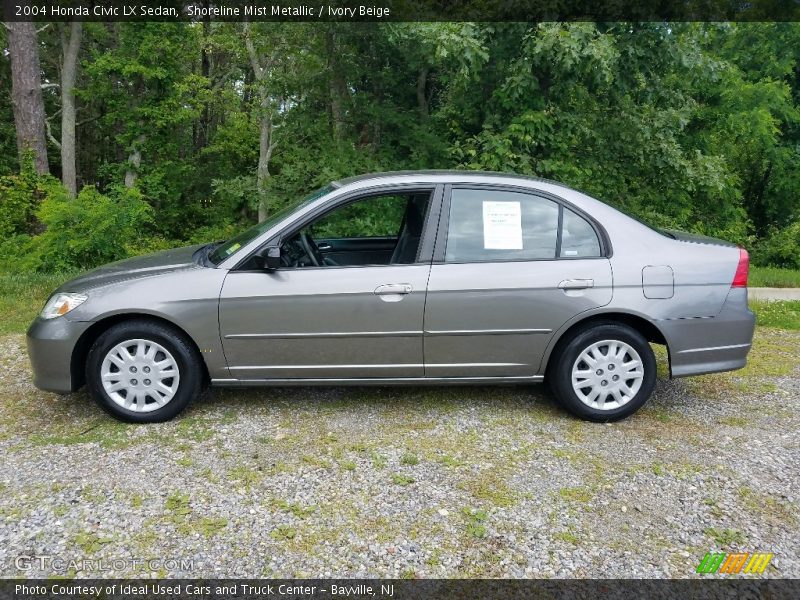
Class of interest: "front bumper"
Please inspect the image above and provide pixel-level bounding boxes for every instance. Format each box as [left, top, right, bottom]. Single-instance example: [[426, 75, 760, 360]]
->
[[660, 287, 756, 378], [26, 317, 93, 394]]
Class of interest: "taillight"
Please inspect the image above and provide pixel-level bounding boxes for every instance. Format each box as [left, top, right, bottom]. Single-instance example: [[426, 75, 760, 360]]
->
[[732, 248, 749, 288]]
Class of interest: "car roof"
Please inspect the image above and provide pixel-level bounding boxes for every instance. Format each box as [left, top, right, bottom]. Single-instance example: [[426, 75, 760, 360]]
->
[[331, 170, 582, 194]]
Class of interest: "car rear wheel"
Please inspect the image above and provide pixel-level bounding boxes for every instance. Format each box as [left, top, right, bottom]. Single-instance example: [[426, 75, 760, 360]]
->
[[85, 320, 204, 423], [549, 323, 656, 422]]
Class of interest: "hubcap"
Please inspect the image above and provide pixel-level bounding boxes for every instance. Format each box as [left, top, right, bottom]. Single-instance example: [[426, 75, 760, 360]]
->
[[100, 339, 180, 413], [571, 339, 644, 411]]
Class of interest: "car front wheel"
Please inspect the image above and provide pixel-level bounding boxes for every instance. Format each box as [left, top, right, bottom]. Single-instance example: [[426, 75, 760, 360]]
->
[[85, 320, 204, 423], [550, 323, 656, 422]]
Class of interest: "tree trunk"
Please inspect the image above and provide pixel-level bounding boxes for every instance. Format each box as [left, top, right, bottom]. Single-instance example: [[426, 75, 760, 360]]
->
[[326, 29, 349, 141], [124, 134, 145, 188], [60, 21, 82, 197], [416, 66, 429, 118], [6, 19, 49, 175], [244, 21, 277, 223], [195, 6, 211, 152], [256, 110, 272, 223]]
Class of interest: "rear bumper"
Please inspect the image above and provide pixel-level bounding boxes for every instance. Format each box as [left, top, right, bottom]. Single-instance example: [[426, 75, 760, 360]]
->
[[26, 317, 92, 394], [659, 288, 756, 378]]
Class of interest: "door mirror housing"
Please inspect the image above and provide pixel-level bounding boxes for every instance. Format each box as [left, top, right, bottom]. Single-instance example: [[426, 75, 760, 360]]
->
[[254, 245, 281, 271], [263, 245, 281, 271]]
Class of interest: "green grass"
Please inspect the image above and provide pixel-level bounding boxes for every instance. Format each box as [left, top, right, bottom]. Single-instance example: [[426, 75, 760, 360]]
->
[[0, 271, 81, 335], [704, 527, 746, 547], [558, 486, 594, 503], [749, 266, 800, 288], [270, 525, 297, 541], [462, 472, 518, 507], [274, 500, 316, 519], [194, 516, 228, 538], [400, 452, 419, 466], [554, 530, 580, 545], [750, 300, 800, 330], [73, 531, 114, 554], [461, 507, 488, 539], [27, 419, 139, 449], [391, 473, 415, 486]]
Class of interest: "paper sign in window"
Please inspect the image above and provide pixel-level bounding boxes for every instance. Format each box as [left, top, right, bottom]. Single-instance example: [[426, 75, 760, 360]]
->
[[482, 201, 523, 250]]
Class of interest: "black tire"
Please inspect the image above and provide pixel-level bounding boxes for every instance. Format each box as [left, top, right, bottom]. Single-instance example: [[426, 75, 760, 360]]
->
[[85, 319, 205, 423], [549, 322, 656, 422]]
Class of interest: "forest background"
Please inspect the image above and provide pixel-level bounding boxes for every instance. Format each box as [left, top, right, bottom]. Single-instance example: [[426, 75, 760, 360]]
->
[[1, 21, 799, 273]]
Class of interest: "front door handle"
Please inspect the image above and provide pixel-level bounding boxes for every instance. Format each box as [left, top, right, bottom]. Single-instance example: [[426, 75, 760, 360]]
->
[[558, 279, 594, 290], [317, 243, 332, 251], [375, 283, 413, 295]]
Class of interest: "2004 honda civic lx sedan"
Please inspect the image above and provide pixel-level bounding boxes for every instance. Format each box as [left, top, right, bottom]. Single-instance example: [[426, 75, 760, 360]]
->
[[27, 171, 755, 423]]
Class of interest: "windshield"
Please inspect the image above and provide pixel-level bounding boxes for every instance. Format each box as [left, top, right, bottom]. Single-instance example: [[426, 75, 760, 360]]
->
[[208, 185, 335, 265]]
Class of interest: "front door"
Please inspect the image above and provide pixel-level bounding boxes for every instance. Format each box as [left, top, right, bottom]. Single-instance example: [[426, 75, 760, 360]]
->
[[423, 186, 613, 378], [219, 190, 435, 380]]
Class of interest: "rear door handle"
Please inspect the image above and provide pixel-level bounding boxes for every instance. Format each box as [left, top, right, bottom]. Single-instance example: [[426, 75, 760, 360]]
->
[[374, 283, 413, 295], [558, 279, 594, 290], [317, 243, 332, 251]]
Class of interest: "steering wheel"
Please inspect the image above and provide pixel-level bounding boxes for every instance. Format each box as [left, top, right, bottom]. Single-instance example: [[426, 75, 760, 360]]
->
[[299, 232, 324, 267]]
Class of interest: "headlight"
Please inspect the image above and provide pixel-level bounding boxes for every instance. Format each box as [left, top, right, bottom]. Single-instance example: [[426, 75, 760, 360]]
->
[[40, 293, 88, 320]]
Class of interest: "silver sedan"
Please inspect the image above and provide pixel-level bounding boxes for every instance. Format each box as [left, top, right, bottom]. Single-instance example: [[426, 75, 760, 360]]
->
[[27, 171, 755, 422]]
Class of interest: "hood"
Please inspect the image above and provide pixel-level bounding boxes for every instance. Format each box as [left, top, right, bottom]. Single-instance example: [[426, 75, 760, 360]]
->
[[57, 244, 206, 292]]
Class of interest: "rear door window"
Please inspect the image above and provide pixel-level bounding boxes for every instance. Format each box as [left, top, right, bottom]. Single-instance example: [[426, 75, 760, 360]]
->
[[444, 189, 559, 262], [560, 207, 601, 258]]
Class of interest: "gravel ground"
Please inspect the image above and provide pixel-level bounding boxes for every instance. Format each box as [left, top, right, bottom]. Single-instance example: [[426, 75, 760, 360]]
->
[[0, 328, 798, 579]]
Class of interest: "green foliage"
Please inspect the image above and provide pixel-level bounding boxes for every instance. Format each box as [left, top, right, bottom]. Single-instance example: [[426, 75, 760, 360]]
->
[[0, 27, 16, 176], [751, 221, 800, 269], [447, 23, 767, 242], [310, 195, 407, 238], [461, 507, 489, 539], [391, 473, 415, 486], [750, 300, 800, 330], [73, 531, 114, 554], [1, 22, 799, 269], [184, 223, 240, 246], [749, 266, 800, 288], [0, 161, 57, 237], [704, 526, 746, 547], [24, 185, 153, 272], [0, 271, 79, 335], [400, 452, 420, 466]]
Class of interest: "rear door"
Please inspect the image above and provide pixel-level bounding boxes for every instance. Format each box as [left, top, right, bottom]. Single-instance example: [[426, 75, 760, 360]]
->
[[423, 185, 613, 378]]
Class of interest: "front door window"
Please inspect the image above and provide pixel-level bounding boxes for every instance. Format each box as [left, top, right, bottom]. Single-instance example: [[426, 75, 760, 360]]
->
[[281, 192, 431, 268]]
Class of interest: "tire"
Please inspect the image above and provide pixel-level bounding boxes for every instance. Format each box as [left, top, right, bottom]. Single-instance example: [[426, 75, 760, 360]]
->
[[549, 322, 656, 422], [85, 319, 205, 423]]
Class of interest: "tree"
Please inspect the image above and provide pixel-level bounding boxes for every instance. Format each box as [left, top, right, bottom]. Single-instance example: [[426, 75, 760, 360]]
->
[[325, 26, 351, 140], [243, 21, 278, 223], [80, 23, 206, 236], [0, 24, 19, 174], [1, 21, 799, 269], [242, 22, 314, 222], [4, 18, 49, 175], [59, 22, 82, 197]]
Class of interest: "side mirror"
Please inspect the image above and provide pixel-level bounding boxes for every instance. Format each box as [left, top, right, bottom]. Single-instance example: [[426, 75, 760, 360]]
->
[[263, 245, 281, 271]]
